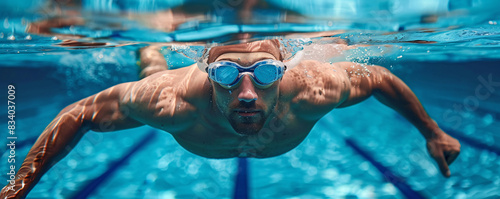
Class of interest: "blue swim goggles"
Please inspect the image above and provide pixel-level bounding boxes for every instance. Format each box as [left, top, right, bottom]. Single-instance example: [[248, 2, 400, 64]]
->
[[207, 59, 286, 88]]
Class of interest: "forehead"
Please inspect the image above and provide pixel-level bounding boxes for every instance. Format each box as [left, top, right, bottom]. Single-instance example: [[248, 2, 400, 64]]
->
[[214, 52, 276, 62]]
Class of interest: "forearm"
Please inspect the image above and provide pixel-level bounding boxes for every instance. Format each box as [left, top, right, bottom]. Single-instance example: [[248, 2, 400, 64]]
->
[[1, 110, 89, 198], [1, 83, 142, 198], [374, 73, 461, 177], [139, 45, 168, 78], [373, 73, 439, 139], [337, 63, 460, 177]]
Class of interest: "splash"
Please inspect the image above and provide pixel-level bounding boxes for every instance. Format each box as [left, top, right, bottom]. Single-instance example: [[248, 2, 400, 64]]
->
[[279, 38, 312, 60], [169, 44, 206, 61]]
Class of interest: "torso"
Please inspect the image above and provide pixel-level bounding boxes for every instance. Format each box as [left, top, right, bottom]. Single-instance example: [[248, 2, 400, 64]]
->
[[171, 98, 318, 158], [126, 60, 350, 159]]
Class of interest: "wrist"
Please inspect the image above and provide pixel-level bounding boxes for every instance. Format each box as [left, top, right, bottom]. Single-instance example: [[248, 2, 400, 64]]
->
[[420, 119, 442, 140]]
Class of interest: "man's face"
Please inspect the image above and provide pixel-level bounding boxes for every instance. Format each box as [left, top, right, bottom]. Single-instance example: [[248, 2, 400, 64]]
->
[[211, 52, 280, 135]]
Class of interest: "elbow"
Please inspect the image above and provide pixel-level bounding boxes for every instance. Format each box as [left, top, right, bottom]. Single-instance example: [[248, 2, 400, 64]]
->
[[370, 65, 397, 92]]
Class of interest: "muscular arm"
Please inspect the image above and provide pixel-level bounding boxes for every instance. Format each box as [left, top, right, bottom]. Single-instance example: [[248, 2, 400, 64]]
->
[[336, 63, 436, 134], [1, 83, 144, 199], [139, 45, 168, 78], [336, 62, 461, 177], [336, 62, 436, 138], [289, 60, 460, 177]]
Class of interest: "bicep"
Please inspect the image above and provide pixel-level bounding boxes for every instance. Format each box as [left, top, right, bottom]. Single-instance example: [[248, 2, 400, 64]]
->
[[336, 62, 391, 108], [59, 82, 144, 132], [120, 68, 202, 132]]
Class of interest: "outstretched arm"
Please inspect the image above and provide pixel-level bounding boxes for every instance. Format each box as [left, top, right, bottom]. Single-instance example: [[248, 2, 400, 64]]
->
[[336, 62, 460, 177], [0, 83, 143, 199]]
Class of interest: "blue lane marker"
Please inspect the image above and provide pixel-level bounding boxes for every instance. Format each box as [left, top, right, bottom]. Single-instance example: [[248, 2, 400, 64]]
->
[[443, 127, 500, 156], [233, 158, 249, 199], [71, 130, 157, 199], [345, 138, 426, 199]]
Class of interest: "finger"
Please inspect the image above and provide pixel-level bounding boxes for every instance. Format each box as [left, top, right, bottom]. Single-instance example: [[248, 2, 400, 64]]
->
[[446, 152, 459, 165], [433, 154, 450, 177]]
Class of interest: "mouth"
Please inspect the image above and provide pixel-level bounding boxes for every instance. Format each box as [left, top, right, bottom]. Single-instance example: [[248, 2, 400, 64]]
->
[[234, 109, 261, 117]]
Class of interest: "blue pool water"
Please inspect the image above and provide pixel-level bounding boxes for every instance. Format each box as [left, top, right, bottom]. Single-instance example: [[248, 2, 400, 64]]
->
[[1, 0, 500, 198]]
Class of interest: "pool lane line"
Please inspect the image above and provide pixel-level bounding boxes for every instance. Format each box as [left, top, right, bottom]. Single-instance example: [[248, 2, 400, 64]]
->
[[345, 138, 426, 199], [233, 158, 249, 199], [71, 130, 157, 199], [442, 127, 500, 156]]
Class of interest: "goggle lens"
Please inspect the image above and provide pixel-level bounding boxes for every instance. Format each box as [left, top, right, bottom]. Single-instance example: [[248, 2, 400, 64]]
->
[[208, 60, 284, 88], [254, 64, 278, 85], [215, 65, 239, 85]]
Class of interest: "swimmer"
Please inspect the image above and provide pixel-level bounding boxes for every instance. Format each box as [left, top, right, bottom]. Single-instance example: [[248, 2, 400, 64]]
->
[[1, 39, 460, 198]]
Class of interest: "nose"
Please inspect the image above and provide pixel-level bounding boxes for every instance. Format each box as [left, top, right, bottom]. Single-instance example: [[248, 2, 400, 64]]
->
[[237, 75, 258, 102]]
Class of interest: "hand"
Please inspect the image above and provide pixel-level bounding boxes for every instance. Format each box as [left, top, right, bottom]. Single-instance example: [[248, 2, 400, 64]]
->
[[0, 185, 17, 199], [1, 179, 26, 199], [426, 130, 461, 177]]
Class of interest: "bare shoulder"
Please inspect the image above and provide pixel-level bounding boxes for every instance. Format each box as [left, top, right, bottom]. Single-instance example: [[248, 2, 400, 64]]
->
[[281, 60, 351, 120], [330, 62, 392, 108], [335, 61, 390, 78], [121, 65, 210, 132]]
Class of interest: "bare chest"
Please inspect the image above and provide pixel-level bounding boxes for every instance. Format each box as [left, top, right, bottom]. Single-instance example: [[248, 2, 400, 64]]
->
[[171, 109, 317, 159]]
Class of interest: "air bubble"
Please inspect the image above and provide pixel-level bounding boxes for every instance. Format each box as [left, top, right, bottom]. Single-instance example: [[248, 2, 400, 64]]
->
[[7, 35, 15, 40], [25, 35, 32, 40], [482, 114, 494, 126], [3, 18, 9, 29]]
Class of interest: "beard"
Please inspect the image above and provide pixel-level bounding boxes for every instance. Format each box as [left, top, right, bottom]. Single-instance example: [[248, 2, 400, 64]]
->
[[227, 111, 266, 135], [212, 85, 279, 136]]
